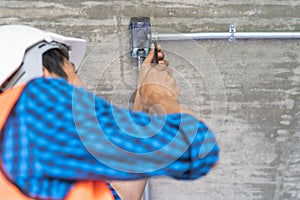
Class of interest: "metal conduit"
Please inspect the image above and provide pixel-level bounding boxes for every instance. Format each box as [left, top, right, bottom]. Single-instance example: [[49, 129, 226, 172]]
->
[[155, 32, 300, 41], [152, 24, 300, 42]]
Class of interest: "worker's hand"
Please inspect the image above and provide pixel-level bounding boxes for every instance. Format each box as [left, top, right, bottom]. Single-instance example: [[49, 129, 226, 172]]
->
[[63, 59, 86, 87], [142, 43, 169, 66], [133, 44, 180, 114]]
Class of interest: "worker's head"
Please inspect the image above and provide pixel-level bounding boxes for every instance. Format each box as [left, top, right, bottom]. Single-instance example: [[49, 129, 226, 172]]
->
[[42, 47, 69, 79], [0, 25, 86, 92]]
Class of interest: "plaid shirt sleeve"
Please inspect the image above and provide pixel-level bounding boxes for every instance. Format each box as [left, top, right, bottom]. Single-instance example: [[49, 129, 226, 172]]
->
[[1, 78, 219, 199]]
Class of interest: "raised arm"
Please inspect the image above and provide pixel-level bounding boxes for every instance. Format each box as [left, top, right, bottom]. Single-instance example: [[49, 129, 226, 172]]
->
[[24, 77, 217, 176], [1, 47, 219, 199], [99, 45, 217, 199]]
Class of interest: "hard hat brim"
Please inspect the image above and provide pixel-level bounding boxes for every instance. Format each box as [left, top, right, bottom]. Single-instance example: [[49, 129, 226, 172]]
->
[[0, 25, 86, 87]]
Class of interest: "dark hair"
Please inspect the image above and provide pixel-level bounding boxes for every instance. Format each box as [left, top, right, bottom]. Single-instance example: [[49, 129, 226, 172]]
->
[[42, 48, 69, 79]]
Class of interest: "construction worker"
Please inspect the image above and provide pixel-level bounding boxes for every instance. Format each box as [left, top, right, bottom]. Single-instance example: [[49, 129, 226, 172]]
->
[[0, 25, 219, 200]]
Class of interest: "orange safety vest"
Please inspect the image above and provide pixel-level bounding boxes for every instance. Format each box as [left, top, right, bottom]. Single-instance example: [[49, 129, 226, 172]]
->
[[0, 84, 115, 200]]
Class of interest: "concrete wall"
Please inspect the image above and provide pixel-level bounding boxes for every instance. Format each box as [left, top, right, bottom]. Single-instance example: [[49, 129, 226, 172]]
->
[[1, 1, 300, 199]]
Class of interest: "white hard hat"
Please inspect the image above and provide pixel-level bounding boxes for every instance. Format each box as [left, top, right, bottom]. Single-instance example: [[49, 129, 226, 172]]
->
[[0, 25, 86, 91]]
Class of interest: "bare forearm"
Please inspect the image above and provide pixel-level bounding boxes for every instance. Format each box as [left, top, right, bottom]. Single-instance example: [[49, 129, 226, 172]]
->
[[142, 91, 203, 121]]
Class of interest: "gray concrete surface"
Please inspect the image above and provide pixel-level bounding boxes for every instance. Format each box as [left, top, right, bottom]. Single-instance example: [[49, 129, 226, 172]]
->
[[1, 0, 300, 199]]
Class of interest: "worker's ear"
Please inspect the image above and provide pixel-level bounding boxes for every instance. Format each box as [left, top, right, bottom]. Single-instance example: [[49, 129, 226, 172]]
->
[[42, 67, 50, 77], [43, 67, 57, 78]]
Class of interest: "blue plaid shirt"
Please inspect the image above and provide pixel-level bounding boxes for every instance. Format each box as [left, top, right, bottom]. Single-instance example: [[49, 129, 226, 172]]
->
[[0, 78, 219, 199]]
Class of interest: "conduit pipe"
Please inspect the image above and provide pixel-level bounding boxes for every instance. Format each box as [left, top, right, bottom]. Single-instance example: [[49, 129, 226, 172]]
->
[[152, 25, 300, 42]]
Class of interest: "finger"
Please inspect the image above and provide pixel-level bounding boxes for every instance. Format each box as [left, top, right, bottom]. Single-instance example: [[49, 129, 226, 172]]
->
[[156, 44, 162, 52], [157, 52, 164, 61], [142, 44, 155, 65], [158, 59, 169, 66]]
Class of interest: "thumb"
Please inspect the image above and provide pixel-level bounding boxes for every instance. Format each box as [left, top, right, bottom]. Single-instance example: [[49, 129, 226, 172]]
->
[[142, 44, 155, 65]]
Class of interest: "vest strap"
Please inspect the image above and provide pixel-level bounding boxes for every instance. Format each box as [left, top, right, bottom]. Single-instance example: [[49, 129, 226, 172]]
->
[[0, 84, 25, 130]]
